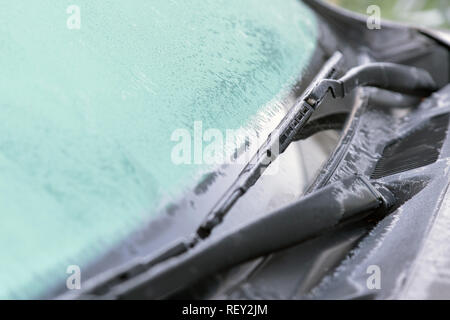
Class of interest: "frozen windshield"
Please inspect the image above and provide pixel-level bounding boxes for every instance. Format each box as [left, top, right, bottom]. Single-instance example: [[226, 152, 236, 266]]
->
[[0, 0, 317, 298]]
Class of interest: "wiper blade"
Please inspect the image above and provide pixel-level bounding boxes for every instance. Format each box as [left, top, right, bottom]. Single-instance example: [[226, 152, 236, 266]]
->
[[194, 51, 343, 240]]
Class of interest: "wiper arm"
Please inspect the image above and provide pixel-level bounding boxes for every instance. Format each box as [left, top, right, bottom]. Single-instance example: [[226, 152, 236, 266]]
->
[[308, 61, 438, 101]]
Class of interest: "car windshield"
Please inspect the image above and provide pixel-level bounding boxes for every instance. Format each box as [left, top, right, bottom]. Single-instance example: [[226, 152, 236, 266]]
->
[[0, 0, 318, 298]]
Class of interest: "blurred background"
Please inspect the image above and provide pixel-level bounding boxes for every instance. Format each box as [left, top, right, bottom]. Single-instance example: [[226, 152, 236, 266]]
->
[[327, 0, 450, 29]]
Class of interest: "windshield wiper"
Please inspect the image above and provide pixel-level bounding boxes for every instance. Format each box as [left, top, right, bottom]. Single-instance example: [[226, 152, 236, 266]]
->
[[66, 52, 437, 299], [195, 53, 437, 241], [111, 175, 400, 299]]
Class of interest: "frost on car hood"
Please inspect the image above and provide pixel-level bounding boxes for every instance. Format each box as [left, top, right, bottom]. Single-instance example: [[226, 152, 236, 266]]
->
[[0, 0, 317, 298]]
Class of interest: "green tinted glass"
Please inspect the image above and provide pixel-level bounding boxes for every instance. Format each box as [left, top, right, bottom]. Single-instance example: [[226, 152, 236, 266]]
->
[[0, 0, 317, 298]]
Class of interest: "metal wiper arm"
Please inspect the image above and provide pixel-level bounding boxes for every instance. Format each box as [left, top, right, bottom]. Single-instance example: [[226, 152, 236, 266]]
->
[[309, 61, 438, 101]]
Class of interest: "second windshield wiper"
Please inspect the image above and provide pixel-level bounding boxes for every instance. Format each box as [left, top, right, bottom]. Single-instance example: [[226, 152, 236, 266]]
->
[[103, 175, 396, 299]]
